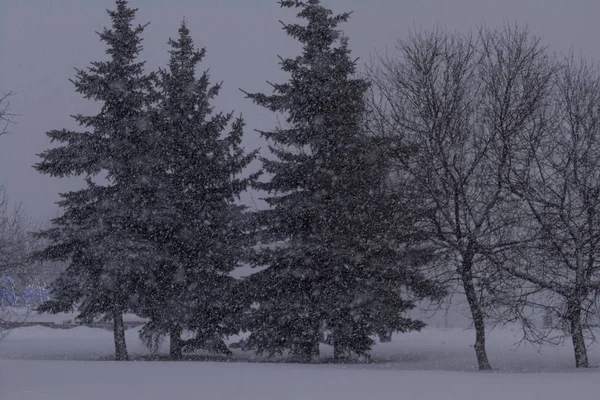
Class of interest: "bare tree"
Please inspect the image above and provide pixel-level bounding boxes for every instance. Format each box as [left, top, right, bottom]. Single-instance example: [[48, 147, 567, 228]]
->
[[0, 91, 30, 337], [0, 190, 31, 274], [367, 24, 554, 370], [495, 53, 600, 368], [0, 186, 37, 337], [0, 91, 16, 137]]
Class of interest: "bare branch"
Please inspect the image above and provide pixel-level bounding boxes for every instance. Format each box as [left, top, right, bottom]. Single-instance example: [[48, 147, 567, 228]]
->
[[366, 23, 554, 369], [0, 91, 17, 137]]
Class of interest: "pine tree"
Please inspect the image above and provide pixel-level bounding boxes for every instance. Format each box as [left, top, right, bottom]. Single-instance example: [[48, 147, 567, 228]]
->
[[34, 0, 158, 361], [136, 21, 259, 359], [240, 0, 442, 361]]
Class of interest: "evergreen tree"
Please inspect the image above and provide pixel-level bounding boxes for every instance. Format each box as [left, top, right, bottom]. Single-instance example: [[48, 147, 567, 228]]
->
[[241, 0, 442, 361], [34, 0, 158, 361], [136, 21, 259, 359]]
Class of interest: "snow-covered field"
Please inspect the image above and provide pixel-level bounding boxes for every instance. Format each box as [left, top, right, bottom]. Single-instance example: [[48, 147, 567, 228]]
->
[[1, 316, 599, 400]]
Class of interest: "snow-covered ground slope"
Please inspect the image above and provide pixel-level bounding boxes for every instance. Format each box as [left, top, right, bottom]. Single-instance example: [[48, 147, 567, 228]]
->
[[1, 323, 599, 399]]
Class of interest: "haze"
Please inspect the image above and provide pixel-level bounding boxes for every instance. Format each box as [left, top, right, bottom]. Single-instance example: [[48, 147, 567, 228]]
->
[[1, 0, 598, 221]]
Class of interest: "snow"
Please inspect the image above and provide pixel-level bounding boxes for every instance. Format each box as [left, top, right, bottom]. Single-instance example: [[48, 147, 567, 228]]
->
[[1, 321, 599, 399], [2, 359, 597, 400]]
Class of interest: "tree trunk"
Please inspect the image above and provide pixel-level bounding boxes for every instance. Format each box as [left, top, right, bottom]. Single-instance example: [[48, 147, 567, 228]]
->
[[311, 339, 320, 358], [112, 304, 128, 361], [460, 256, 492, 370], [170, 325, 183, 360], [295, 322, 320, 362], [302, 336, 320, 361], [311, 320, 321, 359], [294, 341, 317, 362], [568, 302, 589, 368], [333, 341, 344, 360]]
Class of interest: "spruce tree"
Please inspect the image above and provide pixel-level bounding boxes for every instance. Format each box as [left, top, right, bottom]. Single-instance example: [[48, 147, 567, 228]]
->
[[241, 0, 442, 361], [136, 21, 259, 359], [34, 0, 158, 361]]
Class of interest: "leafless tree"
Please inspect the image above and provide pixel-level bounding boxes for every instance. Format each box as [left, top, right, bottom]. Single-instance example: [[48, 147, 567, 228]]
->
[[1, 91, 33, 337], [494, 53, 600, 368], [0, 190, 31, 274], [0, 91, 16, 137], [367, 24, 555, 370], [0, 186, 38, 337]]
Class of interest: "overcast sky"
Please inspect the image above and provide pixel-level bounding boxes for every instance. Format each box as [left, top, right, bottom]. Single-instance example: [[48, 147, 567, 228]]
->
[[1, 0, 599, 221]]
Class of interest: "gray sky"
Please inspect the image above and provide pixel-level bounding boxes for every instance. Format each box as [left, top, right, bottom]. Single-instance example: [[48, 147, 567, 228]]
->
[[1, 0, 599, 221]]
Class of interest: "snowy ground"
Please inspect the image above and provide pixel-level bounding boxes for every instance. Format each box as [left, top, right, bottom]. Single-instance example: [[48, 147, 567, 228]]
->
[[1, 316, 599, 400], [2, 358, 598, 400]]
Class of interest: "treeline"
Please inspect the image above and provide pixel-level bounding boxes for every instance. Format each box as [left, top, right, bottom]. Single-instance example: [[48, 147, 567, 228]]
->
[[35, 0, 600, 369]]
